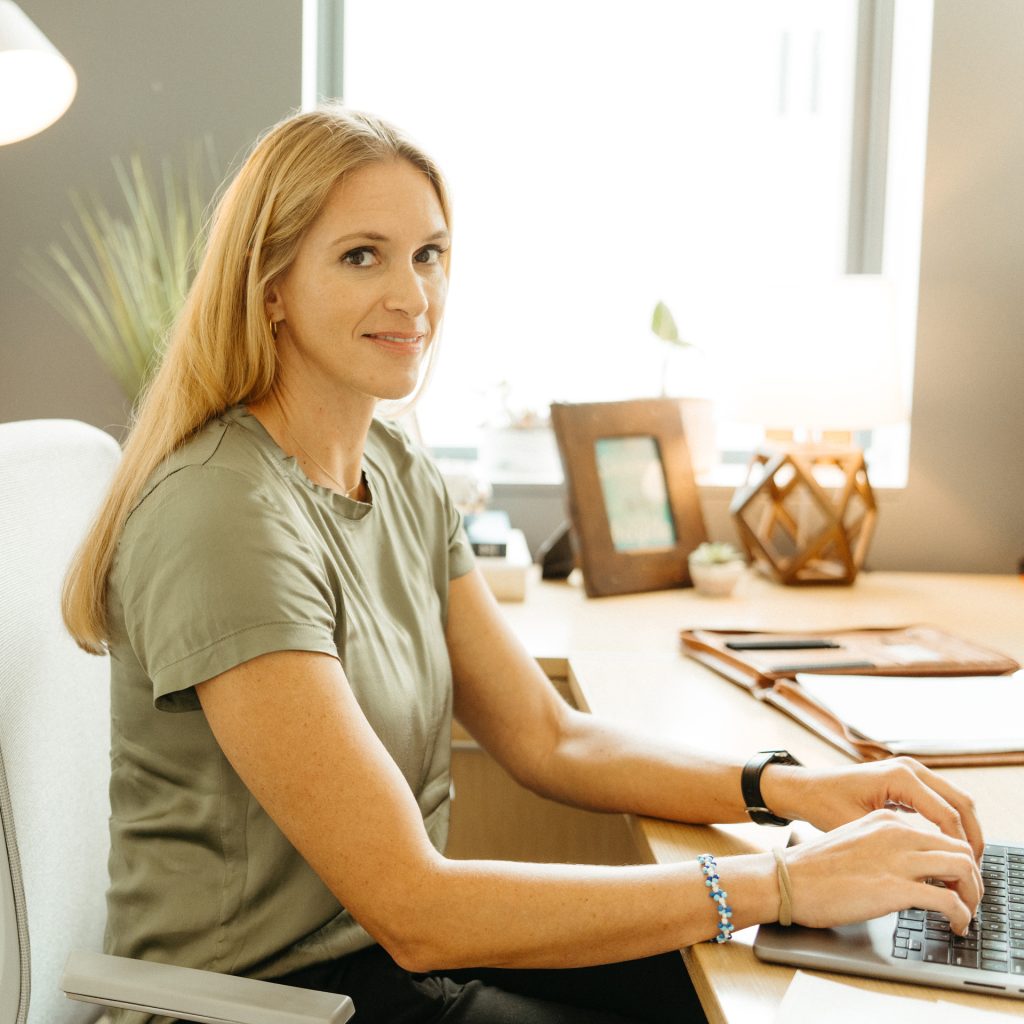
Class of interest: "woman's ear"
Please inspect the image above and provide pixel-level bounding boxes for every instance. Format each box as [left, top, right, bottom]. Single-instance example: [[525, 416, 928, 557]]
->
[[264, 281, 286, 324]]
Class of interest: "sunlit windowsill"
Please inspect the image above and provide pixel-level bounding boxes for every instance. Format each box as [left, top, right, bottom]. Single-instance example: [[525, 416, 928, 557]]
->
[[693, 462, 908, 494], [442, 458, 909, 496]]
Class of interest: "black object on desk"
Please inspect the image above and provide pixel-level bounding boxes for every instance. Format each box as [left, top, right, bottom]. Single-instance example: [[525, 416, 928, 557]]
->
[[537, 522, 575, 580], [726, 639, 841, 652]]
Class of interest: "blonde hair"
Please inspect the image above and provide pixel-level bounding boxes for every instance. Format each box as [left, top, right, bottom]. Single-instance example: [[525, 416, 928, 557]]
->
[[63, 105, 453, 654]]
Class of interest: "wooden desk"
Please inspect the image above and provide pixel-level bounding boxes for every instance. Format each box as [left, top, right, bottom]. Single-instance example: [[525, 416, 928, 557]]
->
[[499, 570, 1024, 1022]]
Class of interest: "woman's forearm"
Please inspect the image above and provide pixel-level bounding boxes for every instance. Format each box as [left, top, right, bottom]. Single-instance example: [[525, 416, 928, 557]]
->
[[514, 706, 761, 825], [387, 852, 777, 973]]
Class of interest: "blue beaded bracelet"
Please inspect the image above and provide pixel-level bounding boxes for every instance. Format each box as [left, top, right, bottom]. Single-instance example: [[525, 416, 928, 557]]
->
[[697, 853, 734, 943]]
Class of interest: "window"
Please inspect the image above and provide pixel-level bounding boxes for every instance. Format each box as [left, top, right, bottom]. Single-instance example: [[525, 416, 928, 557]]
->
[[317, 0, 932, 487]]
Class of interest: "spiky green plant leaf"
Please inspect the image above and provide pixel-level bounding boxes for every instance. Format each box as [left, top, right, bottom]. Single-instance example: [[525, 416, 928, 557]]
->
[[21, 140, 218, 402]]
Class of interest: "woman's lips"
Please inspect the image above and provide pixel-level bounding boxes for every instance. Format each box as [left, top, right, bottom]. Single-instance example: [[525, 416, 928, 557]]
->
[[363, 332, 425, 353]]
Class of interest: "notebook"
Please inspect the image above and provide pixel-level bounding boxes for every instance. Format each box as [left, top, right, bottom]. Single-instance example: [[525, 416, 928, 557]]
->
[[755, 836, 1024, 1001]]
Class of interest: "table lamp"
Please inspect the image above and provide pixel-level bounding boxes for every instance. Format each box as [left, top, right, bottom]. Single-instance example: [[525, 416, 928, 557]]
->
[[727, 276, 905, 585], [0, 0, 76, 145]]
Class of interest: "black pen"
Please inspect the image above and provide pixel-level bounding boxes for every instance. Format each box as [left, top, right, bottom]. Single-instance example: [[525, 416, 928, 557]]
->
[[726, 639, 841, 651]]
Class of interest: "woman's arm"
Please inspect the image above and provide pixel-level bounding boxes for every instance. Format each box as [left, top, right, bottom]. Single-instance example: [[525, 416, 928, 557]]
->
[[447, 570, 751, 823], [446, 569, 985, 856], [196, 647, 981, 975], [195, 648, 776, 971]]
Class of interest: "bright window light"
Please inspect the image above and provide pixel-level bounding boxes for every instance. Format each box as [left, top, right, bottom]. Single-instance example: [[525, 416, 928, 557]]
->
[[341, 1, 931, 486]]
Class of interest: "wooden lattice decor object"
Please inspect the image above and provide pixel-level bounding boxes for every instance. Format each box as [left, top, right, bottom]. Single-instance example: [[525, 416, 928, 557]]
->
[[729, 444, 878, 585]]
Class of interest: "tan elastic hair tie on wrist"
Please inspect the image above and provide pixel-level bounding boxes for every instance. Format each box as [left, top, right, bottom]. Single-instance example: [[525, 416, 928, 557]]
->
[[773, 847, 794, 927]]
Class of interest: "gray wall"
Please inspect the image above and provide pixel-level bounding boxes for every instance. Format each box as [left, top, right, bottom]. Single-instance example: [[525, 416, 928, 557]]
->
[[0, 0, 302, 435], [2, 1, 1021, 573], [869, 0, 1024, 573]]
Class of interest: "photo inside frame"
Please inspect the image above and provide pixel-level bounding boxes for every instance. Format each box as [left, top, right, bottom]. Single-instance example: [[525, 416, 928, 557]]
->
[[594, 436, 677, 552]]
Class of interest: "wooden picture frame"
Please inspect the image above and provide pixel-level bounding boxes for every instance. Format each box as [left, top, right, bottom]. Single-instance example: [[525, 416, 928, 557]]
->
[[550, 398, 708, 597]]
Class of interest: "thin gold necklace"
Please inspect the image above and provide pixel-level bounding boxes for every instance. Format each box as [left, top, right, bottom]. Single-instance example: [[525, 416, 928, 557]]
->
[[272, 392, 363, 499]]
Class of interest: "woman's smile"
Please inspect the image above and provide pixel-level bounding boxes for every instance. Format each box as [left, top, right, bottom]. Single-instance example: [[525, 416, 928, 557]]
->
[[363, 330, 426, 354]]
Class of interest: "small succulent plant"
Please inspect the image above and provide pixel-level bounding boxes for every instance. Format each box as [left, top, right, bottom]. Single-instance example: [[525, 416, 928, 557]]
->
[[689, 541, 744, 566]]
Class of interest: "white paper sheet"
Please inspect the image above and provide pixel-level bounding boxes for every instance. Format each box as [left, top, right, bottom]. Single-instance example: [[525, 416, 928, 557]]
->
[[794, 670, 1024, 755], [775, 971, 1022, 1023]]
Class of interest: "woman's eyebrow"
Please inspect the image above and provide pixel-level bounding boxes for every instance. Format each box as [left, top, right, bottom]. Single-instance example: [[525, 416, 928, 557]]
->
[[329, 229, 450, 247]]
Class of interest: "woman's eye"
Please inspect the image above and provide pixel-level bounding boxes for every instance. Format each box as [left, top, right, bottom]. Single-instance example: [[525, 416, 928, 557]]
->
[[342, 247, 378, 267], [415, 245, 447, 265]]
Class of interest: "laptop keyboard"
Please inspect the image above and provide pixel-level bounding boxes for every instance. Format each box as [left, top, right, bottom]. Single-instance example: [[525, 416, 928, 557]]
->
[[892, 843, 1024, 975]]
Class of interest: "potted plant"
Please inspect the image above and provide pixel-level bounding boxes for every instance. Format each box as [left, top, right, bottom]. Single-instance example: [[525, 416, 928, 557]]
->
[[651, 300, 716, 476], [688, 541, 746, 597], [22, 142, 217, 404]]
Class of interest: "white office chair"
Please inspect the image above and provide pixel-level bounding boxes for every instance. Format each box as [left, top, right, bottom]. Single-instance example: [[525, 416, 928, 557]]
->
[[0, 419, 353, 1024]]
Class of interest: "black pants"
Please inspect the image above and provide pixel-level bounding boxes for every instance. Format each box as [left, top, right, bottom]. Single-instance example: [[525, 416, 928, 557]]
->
[[267, 943, 708, 1024]]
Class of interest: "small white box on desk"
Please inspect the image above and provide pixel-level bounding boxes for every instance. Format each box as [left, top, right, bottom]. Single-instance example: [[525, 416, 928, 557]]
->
[[476, 528, 531, 602]]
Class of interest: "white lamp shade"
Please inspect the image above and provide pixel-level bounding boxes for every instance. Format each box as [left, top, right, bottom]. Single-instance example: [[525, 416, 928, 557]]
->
[[0, 0, 76, 145], [724, 275, 907, 432]]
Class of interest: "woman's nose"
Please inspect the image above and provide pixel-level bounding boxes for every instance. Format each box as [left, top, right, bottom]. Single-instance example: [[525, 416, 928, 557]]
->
[[383, 262, 430, 318]]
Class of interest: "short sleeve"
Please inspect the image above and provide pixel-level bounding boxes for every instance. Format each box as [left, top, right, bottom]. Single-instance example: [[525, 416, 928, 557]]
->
[[114, 466, 339, 712], [377, 415, 475, 584], [442, 476, 475, 582]]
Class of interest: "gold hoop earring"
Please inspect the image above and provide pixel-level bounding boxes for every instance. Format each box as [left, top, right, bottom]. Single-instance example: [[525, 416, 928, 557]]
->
[[270, 318, 279, 340]]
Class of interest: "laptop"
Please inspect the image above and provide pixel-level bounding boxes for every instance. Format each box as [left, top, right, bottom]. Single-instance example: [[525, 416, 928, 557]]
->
[[754, 838, 1024, 1000]]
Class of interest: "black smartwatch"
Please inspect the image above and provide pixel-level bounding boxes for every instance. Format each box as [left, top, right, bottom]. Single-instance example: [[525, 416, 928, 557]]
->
[[741, 749, 802, 826]]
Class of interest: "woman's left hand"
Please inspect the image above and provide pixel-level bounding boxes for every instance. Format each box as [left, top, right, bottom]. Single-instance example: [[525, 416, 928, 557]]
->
[[761, 756, 984, 861]]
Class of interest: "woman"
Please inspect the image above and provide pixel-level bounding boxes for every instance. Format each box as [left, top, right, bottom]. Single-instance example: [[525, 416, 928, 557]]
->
[[64, 106, 983, 1024]]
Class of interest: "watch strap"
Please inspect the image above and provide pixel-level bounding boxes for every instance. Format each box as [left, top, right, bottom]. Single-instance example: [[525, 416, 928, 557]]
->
[[742, 749, 801, 826]]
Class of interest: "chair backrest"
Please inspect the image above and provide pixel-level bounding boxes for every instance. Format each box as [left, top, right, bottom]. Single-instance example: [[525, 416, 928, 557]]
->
[[0, 420, 121, 1024]]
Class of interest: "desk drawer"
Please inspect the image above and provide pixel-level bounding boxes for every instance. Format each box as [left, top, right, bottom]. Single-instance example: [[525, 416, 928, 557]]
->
[[447, 672, 638, 865]]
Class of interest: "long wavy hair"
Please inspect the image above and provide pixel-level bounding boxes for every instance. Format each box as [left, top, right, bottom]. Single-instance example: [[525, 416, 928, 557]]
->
[[62, 105, 452, 654]]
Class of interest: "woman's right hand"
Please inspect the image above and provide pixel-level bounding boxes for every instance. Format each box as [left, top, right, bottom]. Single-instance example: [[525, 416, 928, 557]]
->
[[784, 809, 983, 936]]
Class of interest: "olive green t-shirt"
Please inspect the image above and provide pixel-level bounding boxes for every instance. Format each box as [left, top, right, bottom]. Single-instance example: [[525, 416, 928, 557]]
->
[[104, 405, 474, 1019]]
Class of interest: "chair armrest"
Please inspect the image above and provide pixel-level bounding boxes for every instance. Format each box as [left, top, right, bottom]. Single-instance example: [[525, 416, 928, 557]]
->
[[62, 950, 354, 1024]]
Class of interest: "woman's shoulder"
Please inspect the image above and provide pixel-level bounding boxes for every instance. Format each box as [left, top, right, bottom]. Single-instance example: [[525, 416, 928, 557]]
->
[[368, 416, 445, 494], [368, 414, 416, 461], [126, 410, 285, 525]]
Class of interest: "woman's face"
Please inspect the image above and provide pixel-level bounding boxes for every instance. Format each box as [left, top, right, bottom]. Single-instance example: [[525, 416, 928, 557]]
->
[[266, 158, 449, 404]]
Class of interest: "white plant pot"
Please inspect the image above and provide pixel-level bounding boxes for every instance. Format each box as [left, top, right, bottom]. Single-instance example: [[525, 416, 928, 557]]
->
[[688, 558, 745, 597]]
